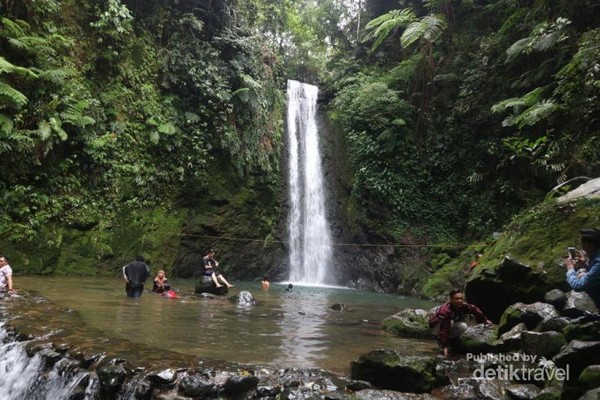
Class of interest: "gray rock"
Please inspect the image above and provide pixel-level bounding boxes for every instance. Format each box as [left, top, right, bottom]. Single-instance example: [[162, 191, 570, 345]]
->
[[521, 331, 566, 358], [563, 291, 598, 318], [498, 302, 560, 335], [557, 177, 600, 203], [544, 289, 566, 311]]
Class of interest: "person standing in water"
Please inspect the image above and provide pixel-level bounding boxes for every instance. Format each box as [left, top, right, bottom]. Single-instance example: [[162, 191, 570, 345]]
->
[[261, 276, 270, 291], [122, 255, 150, 298]]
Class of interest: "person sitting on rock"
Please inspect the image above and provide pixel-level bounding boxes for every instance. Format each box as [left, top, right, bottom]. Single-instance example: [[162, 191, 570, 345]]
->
[[565, 228, 600, 310], [152, 270, 170, 293], [428, 288, 492, 357], [202, 249, 234, 288]]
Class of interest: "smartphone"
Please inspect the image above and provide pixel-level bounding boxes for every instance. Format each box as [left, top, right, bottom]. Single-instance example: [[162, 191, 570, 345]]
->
[[568, 247, 578, 259]]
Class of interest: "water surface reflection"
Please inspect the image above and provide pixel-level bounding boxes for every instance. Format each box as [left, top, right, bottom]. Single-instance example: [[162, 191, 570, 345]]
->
[[16, 277, 438, 374]]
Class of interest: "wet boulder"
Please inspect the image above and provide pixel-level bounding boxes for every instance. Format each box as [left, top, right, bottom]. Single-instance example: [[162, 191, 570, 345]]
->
[[352, 389, 438, 399], [579, 365, 600, 390], [553, 340, 600, 379], [229, 291, 256, 306], [223, 374, 260, 395], [350, 349, 446, 393], [498, 302, 560, 335], [178, 374, 217, 397], [381, 308, 431, 339], [97, 364, 128, 393], [544, 289, 567, 312], [452, 324, 498, 354], [521, 331, 566, 358], [563, 291, 598, 318], [496, 322, 526, 352], [440, 377, 512, 399], [195, 277, 229, 296]]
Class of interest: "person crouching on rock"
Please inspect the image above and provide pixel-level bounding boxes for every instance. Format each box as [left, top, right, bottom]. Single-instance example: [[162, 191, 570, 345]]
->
[[428, 288, 492, 357], [202, 249, 234, 288]]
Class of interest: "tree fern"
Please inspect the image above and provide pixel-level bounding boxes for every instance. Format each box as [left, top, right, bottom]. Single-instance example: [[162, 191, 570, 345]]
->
[[505, 18, 571, 62], [401, 14, 447, 48], [363, 9, 417, 51]]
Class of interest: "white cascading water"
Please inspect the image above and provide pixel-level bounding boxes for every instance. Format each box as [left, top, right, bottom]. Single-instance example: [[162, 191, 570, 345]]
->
[[286, 80, 333, 285]]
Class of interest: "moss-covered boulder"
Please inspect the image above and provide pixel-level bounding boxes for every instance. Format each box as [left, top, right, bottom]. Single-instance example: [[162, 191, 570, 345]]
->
[[498, 302, 560, 335], [579, 365, 600, 390], [381, 308, 431, 339], [350, 350, 447, 393]]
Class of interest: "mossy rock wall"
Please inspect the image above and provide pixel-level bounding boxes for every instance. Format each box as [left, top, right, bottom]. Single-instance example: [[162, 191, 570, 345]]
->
[[1, 206, 186, 277], [464, 198, 600, 321]]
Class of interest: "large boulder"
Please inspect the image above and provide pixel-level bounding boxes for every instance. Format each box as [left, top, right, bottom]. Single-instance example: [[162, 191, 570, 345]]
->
[[497, 302, 560, 335], [350, 350, 447, 393], [465, 257, 562, 323], [195, 277, 229, 296], [381, 309, 431, 339]]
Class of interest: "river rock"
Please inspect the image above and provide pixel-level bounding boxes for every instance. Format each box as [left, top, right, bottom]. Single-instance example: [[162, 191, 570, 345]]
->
[[381, 308, 430, 339], [350, 349, 445, 393], [521, 331, 566, 358], [579, 365, 600, 389], [452, 324, 498, 354], [223, 374, 260, 395], [553, 340, 600, 379], [498, 302, 560, 335], [496, 322, 526, 352], [178, 374, 216, 397], [506, 383, 540, 399], [228, 290, 256, 306], [352, 389, 438, 399], [544, 289, 567, 311], [97, 363, 128, 392], [580, 387, 600, 400], [440, 377, 511, 399], [564, 320, 600, 341], [563, 291, 598, 318]]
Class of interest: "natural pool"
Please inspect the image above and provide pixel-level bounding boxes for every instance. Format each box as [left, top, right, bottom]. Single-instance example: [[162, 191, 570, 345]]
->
[[12, 276, 438, 375]]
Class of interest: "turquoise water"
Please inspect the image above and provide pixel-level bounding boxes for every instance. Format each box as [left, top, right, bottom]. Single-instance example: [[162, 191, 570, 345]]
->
[[15, 276, 438, 375]]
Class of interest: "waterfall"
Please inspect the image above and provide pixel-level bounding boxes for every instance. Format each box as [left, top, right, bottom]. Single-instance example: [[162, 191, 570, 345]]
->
[[0, 321, 96, 399], [286, 80, 333, 285]]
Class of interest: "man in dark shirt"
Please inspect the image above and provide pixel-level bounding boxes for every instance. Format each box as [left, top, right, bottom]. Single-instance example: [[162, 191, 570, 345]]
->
[[429, 288, 492, 357], [202, 249, 233, 288], [122, 255, 150, 297]]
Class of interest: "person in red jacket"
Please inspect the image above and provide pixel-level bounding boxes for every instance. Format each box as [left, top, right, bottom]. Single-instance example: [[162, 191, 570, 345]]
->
[[429, 288, 492, 357]]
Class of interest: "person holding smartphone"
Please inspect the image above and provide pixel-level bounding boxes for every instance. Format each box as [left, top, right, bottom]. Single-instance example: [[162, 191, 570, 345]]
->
[[565, 228, 600, 309]]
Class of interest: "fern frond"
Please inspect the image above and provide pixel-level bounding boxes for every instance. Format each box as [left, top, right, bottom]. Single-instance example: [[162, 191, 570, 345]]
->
[[401, 15, 447, 48], [364, 9, 416, 50], [0, 81, 28, 108], [516, 100, 558, 128], [149, 130, 159, 144], [0, 57, 38, 78], [0, 113, 14, 135], [61, 100, 96, 128], [506, 37, 531, 61], [39, 68, 74, 84], [0, 17, 28, 37]]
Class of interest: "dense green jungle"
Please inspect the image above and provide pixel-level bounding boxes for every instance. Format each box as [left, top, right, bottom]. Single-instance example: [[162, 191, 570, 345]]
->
[[1, 0, 599, 297]]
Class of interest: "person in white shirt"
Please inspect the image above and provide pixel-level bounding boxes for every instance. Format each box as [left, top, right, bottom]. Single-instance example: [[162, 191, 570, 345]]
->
[[0, 255, 14, 294]]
